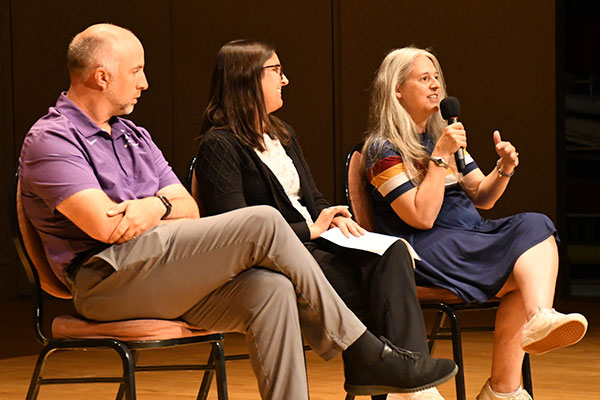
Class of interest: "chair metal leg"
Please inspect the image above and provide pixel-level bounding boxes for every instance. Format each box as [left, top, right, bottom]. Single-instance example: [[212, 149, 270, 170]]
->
[[345, 394, 355, 400], [26, 346, 56, 400], [28, 341, 139, 400], [197, 346, 216, 400], [427, 303, 466, 400], [116, 350, 140, 400], [522, 353, 533, 398], [427, 310, 446, 354], [444, 305, 465, 400], [302, 341, 310, 396], [111, 341, 137, 400], [212, 341, 228, 400]]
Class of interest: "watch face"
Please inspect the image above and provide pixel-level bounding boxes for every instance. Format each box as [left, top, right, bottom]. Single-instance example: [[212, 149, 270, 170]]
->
[[431, 157, 447, 168]]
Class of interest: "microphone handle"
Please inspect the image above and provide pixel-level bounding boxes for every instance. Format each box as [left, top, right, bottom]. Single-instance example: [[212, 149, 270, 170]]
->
[[454, 148, 466, 173], [448, 117, 466, 173]]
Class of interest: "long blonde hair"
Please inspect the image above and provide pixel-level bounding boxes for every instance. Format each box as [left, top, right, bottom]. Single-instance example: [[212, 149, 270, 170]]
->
[[364, 47, 450, 183]]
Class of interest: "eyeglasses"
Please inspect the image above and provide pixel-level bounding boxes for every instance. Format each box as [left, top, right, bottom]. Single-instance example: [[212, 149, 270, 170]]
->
[[263, 64, 284, 78]]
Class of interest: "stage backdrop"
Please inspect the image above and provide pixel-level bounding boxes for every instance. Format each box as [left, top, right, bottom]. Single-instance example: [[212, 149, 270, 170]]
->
[[0, 0, 558, 298]]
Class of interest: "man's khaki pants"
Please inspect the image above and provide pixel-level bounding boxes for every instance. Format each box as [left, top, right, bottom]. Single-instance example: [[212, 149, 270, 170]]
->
[[68, 206, 366, 400]]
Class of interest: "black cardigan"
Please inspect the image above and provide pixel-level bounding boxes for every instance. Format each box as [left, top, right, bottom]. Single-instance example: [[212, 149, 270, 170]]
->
[[195, 125, 331, 242]]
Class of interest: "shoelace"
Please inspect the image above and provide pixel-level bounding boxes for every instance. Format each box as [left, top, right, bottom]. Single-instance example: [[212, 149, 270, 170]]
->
[[380, 336, 422, 361], [532, 307, 555, 319], [526, 307, 557, 326], [512, 390, 532, 400]]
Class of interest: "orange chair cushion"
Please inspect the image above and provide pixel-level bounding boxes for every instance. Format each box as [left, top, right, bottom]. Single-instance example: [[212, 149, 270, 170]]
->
[[52, 314, 216, 341], [416, 286, 465, 304], [417, 286, 501, 304]]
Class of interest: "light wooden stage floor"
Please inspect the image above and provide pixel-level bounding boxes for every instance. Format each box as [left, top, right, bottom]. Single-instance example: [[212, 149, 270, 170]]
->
[[1, 296, 598, 399]]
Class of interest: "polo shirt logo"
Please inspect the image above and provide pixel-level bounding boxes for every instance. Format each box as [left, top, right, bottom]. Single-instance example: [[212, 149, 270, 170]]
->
[[86, 138, 98, 145], [124, 133, 140, 148]]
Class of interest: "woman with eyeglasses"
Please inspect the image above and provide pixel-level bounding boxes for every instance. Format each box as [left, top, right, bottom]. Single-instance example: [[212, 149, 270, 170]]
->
[[362, 47, 588, 400], [195, 39, 445, 400]]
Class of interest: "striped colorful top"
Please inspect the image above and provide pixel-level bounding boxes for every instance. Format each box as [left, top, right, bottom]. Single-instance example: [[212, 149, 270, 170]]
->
[[364, 134, 558, 304], [365, 134, 481, 236], [366, 136, 477, 203]]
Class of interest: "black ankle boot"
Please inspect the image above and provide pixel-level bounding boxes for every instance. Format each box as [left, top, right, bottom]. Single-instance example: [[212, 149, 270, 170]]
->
[[343, 337, 457, 396]]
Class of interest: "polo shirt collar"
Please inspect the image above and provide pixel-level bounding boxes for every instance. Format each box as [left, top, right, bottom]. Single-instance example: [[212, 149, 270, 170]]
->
[[55, 92, 130, 140]]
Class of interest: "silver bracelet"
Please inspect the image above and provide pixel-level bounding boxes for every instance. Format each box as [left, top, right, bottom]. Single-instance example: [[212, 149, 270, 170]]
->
[[496, 159, 514, 178]]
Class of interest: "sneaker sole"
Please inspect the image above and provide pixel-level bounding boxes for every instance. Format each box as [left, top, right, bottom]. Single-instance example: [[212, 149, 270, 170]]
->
[[344, 364, 458, 395], [522, 318, 588, 355]]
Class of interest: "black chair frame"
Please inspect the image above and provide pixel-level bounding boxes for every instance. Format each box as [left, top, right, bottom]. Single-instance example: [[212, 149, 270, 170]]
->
[[343, 143, 533, 400], [10, 168, 228, 400]]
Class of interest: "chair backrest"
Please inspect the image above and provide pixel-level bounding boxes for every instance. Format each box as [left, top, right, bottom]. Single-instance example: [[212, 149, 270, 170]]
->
[[344, 144, 376, 232], [12, 171, 72, 299], [13, 168, 220, 342], [185, 156, 206, 217]]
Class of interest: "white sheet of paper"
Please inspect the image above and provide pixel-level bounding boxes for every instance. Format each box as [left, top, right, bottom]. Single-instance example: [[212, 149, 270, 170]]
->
[[320, 227, 420, 261]]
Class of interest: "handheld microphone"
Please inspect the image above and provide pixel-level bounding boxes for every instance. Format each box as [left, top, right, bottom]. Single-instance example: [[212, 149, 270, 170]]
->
[[439, 96, 465, 173]]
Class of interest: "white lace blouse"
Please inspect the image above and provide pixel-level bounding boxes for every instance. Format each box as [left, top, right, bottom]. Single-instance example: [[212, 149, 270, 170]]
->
[[254, 134, 314, 224]]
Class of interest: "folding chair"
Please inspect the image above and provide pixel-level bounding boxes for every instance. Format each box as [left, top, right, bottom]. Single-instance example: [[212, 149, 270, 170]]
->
[[10, 168, 228, 400], [343, 143, 533, 400]]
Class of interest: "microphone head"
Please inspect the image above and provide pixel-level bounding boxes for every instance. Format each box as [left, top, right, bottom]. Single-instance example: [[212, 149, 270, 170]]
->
[[440, 96, 461, 120]]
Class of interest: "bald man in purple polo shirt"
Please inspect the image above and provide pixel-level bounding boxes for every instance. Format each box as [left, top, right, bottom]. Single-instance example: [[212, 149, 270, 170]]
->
[[19, 23, 456, 400]]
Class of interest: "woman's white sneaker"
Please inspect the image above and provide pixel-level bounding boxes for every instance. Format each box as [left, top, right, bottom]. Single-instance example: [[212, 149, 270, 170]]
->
[[521, 308, 588, 355], [476, 379, 532, 400], [387, 387, 444, 399]]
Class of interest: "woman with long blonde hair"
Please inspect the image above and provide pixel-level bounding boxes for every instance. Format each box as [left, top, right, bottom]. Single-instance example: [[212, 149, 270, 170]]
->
[[363, 47, 588, 400]]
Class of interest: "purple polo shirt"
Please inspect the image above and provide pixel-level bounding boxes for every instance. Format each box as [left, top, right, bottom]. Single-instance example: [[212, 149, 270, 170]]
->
[[19, 93, 180, 284]]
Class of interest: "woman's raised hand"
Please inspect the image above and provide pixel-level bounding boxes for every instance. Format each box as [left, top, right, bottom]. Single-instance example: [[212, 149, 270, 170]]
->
[[432, 122, 467, 159], [493, 130, 519, 173]]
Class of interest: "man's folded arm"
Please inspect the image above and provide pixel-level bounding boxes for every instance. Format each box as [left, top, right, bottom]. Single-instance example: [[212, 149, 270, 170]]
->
[[57, 188, 127, 243], [57, 184, 199, 244]]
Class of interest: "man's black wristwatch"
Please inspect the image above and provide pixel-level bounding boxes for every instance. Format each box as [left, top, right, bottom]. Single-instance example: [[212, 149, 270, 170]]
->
[[156, 195, 172, 220]]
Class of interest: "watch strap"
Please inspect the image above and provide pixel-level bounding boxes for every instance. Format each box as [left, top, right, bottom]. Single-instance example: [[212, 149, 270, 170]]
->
[[156, 195, 172, 220], [430, 156, 449, 169]]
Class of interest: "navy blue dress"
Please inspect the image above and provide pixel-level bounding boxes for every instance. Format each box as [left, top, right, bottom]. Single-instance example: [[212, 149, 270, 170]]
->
[[365, 136, 558, 303]]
